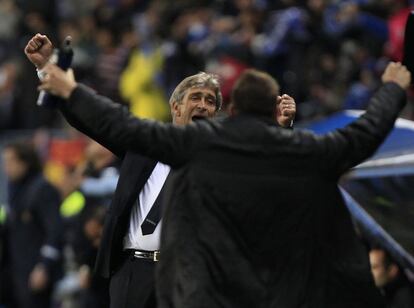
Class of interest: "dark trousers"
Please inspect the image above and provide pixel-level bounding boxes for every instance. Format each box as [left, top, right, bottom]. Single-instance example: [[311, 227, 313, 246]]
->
[[109, 253, 157, 308]]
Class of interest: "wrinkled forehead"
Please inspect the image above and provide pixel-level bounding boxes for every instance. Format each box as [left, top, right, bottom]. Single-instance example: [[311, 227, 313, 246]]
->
[[184, 86, 216, 98]]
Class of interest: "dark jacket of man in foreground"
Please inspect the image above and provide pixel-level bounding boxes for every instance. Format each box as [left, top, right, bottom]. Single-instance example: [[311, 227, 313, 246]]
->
[[38, 62, 410, 308]]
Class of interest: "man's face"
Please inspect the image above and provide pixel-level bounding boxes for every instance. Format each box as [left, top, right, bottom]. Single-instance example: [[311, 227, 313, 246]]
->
[[2, 148, 28, 182], [172, 87, 217, 125], [84, 218, 103, 248], [369, 249, 391, 288]]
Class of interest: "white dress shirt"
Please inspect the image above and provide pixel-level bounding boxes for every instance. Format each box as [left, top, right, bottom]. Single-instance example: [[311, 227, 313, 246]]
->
[[123, 162, 170, 251]]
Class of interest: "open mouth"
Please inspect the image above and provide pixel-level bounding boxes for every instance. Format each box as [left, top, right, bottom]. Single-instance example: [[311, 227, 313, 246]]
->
[[192, 115, 206, 121]]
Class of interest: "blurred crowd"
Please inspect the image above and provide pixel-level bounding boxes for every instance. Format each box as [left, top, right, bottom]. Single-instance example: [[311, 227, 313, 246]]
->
[[0, 0, 414, 129], [1, 0, 414, 307], [0, 138, 119, 307]]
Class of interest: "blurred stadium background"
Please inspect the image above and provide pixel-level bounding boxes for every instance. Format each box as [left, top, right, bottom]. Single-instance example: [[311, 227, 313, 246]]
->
[[0, 0, 413, 307]]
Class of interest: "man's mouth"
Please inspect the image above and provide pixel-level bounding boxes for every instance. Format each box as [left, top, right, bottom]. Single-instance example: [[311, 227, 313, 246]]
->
[[192, 115, 207, 121]]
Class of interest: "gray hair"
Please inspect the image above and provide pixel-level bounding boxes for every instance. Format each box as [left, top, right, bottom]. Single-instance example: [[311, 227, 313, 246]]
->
[[169, 72, 222, 110]]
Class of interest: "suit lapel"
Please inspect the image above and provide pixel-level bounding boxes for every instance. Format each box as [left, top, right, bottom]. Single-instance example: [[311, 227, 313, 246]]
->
[[113, 152, 158, 217]]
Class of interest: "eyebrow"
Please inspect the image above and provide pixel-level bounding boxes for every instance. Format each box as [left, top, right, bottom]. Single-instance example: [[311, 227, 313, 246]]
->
[[190, 92, 216, 100]]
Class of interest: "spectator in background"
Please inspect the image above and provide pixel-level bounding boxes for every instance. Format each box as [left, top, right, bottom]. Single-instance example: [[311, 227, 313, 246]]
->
[[79, 140, 120, 203], [370, 247, 414, 308], [161, 4, 209, 99], [2, 140, 63, 308], [0, 0, 20, 58], [57, 197, 109, 308], [343, 67, 377, 110], [55, 165, 110, 308], [76, 204, 109, 308], [94, 25, 130, 103], [119, 2, 169, 121]]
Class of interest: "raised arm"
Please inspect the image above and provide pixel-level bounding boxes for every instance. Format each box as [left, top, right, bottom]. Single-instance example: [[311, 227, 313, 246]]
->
[[315, 62, 411, 176], [38, 64, 200, 167], [24, 34, 127, 157]]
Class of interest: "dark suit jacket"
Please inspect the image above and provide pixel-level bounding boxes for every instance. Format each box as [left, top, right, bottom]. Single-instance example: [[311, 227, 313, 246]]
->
[[94, 152, 157, 278], [61, 82, 406, 308], [60, 104, 158, 278], [60, 98, 289, 279]]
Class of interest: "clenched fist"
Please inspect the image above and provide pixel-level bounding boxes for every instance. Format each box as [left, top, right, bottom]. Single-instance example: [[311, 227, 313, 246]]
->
[[24, 33, 53, 69], [381, 62, 411, 90], [276, 94, 296, 127]]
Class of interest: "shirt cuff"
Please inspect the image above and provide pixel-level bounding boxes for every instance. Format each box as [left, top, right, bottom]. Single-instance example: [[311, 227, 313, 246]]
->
[[36, 67, 47, 80]]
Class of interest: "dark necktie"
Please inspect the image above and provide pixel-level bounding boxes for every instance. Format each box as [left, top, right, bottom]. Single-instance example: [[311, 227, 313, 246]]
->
[[140, 176, 169, 235]]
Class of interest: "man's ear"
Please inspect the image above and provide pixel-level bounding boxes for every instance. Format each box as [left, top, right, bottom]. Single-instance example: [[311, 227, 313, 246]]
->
[[172, 101, 181, 117]]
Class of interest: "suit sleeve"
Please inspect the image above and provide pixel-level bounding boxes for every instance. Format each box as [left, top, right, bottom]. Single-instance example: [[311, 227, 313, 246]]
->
[[59, 86, 128, 158], [314, 82, 407, 176], [63, 84, 199, 167]]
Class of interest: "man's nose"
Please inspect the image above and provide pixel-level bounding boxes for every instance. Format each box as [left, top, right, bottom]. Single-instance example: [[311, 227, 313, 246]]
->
[[197, 98, 207, 110]]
